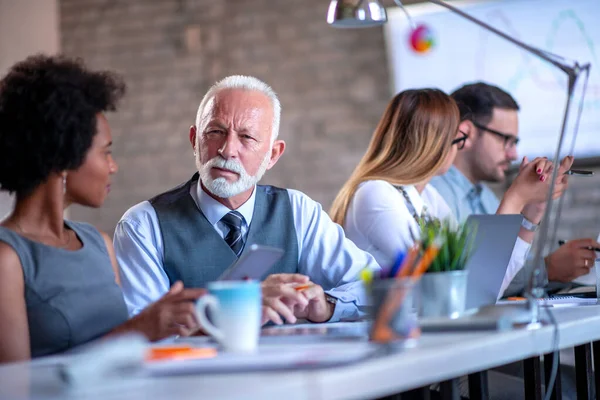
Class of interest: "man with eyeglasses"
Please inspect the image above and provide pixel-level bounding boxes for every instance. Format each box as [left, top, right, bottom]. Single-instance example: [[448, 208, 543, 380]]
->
[[431, 82, 599, 297]]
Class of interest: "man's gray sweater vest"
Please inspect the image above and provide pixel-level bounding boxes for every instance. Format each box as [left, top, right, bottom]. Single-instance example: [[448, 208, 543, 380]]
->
[[149, 173, 299, 287]]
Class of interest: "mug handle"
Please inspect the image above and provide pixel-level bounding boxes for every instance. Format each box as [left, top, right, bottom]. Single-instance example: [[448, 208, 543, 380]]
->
[[195, 295, 225, 343]]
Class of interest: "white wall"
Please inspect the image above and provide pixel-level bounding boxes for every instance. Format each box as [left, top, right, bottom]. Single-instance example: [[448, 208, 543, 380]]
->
[[0, 0, 60, 218]]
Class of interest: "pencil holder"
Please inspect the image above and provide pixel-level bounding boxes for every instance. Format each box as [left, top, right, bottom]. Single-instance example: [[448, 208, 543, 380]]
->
[[368, 278, 420, 345], [417, 270, 468, 318]]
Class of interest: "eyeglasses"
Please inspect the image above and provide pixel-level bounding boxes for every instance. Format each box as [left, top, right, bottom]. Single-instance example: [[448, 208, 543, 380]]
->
[[451, 131, 468, 150], [472, 121, 519, 149]]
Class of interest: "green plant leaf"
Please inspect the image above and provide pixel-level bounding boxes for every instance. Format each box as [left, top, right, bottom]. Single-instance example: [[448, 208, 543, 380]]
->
[[418, 218, 477, 273]]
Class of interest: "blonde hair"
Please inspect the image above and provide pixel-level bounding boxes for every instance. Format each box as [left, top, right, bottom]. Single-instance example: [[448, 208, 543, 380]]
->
[[330, 88, 459, 226]]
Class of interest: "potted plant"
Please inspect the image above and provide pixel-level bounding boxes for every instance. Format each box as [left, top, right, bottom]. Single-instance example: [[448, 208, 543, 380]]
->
[[417, 218, 477, 318]]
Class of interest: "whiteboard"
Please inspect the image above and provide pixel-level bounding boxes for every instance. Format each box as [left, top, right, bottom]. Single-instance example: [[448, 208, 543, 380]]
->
[[384, 0, 600, 160]]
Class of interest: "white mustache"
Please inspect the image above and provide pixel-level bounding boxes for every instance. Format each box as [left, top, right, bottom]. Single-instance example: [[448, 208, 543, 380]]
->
[[207, 157, 246, 175]]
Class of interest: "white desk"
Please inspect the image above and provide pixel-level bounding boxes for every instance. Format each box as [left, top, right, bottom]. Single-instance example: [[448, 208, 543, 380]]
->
[[2, 305, 600, 400]]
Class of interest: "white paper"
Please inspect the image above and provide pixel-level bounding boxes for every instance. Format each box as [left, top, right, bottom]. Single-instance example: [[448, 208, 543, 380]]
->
[[144, 342, 377, 376]]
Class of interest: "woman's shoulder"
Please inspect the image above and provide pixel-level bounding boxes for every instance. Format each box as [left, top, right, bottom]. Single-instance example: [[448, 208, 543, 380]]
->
[[351, 180, 408, 216], [353, 180, 399, 205], [356, 179, 398, 195], [0, 240, 21, 266], [0, 239, 25, 286]]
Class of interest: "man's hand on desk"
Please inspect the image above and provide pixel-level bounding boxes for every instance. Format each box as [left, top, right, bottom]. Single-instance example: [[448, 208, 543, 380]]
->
[[545, 238, 600, 282], [261, 273, 309, 325], [260, 273, 335, 325], [291, 284, 336, 323]]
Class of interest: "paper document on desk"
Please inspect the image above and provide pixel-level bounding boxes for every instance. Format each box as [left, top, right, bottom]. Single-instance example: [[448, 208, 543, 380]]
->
[[145, 342, 377, 376], [499, 297, 598, 307], [538, 297, 598, 306], [260, 321, 369, 343]]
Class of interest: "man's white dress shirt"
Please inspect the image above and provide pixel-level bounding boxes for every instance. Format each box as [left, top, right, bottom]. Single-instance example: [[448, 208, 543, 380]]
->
[[114, 181, 380, 322]]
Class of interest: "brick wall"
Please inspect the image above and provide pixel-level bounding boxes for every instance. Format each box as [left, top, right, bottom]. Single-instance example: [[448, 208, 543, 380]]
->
[[1, 0, 60, 219], [60, 0, 599, 242], [60, 0, 391, 234]]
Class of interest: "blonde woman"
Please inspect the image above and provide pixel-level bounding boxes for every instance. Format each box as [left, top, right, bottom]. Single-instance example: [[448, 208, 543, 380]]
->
[[331, 89, 571, 293]]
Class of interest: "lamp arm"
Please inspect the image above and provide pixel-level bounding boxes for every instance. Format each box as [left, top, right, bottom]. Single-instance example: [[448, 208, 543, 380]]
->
[[393, 0, 416, 29]]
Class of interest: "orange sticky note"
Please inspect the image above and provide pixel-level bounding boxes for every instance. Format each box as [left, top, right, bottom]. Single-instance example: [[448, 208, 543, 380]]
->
[[146, 345, 217, 362]]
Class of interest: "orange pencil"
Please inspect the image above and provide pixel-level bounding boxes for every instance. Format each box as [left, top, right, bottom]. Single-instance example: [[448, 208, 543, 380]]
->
[[371, 239, 441, 343], [410, 238, 442, 280], [293, 283, 313, 291], [398, 245, 421, 278], [370, 282, 412, 342], [372, 245, 421, 342]]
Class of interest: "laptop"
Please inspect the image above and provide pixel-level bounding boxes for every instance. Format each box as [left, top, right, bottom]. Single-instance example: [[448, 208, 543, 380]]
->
[[419, 214, 524, 332], [463, 214, 524, 310]]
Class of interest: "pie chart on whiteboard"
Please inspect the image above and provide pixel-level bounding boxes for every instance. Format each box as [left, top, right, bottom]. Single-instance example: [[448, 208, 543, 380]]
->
[[409, 24, 436, 54]]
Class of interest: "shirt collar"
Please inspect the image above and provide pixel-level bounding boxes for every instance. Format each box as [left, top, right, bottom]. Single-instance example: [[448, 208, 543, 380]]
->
[[195, 180, 256, 227], [445, 165, 484, 199]]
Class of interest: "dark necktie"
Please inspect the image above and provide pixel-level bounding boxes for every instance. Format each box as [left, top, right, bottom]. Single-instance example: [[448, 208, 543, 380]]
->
[[221, 211, 245, 257]]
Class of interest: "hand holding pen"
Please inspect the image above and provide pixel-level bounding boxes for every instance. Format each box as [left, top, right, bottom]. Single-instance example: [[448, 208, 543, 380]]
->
[[558, 239, 600, 253], [545, 239, 600, 282], [564, 169, 593, 176]]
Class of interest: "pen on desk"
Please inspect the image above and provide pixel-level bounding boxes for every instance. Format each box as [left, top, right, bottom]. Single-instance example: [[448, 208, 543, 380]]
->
[[558, 240, 600, 252]]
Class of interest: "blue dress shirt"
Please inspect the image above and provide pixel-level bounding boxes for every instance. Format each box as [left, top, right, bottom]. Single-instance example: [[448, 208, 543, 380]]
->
[[113, 181, 381, 322], [430, 166, 501, 223]]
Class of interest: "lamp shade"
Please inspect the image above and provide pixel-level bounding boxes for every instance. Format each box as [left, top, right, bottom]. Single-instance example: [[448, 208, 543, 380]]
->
[[327, 0, 388, 28]]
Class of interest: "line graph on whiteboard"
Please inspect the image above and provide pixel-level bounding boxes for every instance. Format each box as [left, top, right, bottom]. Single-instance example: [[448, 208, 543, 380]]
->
[[385, 0, 600, 158], [476, 8, 600, 109]]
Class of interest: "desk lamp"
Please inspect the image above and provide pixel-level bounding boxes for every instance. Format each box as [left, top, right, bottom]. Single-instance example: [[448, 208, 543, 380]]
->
[[326, 0, 591, 326]]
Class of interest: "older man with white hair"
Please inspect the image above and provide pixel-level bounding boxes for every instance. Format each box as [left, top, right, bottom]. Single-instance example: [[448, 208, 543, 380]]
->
[[114, 75, 380, 326]]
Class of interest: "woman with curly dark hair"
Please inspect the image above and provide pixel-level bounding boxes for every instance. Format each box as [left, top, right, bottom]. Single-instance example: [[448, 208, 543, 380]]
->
[[0, 55, 203, 363]]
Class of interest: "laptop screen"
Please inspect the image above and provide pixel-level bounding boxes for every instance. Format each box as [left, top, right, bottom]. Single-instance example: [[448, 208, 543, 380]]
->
[[464, 214, 523, 309]]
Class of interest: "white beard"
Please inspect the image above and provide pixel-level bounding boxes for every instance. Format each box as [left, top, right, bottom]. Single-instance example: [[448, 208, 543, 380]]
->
[[198, 152, 271, 198]]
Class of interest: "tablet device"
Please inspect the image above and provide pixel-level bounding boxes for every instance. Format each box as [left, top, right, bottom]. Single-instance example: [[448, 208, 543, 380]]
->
[[218, 244, 284, 281]]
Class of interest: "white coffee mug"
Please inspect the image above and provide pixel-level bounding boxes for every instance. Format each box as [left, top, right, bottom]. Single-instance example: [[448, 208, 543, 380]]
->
[[195, 280, 261, 353]]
